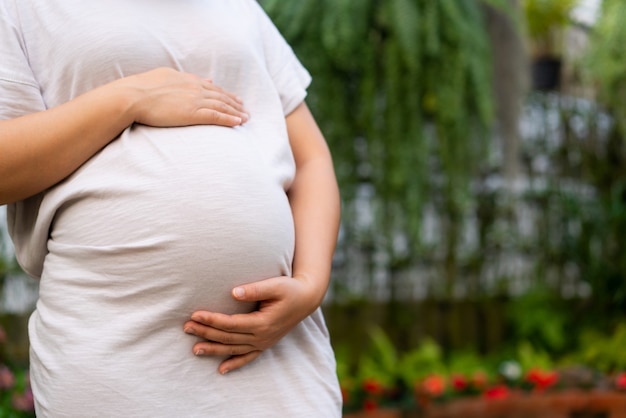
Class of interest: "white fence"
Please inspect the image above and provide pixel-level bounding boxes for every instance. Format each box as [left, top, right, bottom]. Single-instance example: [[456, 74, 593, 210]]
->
[[0, 205, 38, 314]]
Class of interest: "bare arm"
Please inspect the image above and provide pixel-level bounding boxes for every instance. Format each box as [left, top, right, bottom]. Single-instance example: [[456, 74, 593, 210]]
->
[[284, 101, 341, 307], [0, 67, 248, 205], [184, 102, 341, 374]]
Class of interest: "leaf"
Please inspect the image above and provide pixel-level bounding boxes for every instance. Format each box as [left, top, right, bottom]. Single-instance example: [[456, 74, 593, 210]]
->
[[423, 0, 441, 55], [389, 0, 421, 70], [320, 0, 373, 70]]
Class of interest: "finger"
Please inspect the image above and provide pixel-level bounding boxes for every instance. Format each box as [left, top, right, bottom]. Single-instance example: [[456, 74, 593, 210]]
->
[[195, 108, 243, 127], [232, 276, 288, 302], [203, 89, 246, 113], [192, 341, 256, 358], [202, 98, 248, 122], [183, 320, 253, 345], [189, 310, 264, 333], [219, 351, 263, 375]]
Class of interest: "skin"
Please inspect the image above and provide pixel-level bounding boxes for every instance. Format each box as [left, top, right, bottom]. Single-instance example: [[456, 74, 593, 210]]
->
[[1, 67, 340, 374], [0, 67, 248, 205], [183, 102, 341, 375]]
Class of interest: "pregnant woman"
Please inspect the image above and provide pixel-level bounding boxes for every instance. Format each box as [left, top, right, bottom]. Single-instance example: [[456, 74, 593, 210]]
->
[[0, 0, 341, 416]]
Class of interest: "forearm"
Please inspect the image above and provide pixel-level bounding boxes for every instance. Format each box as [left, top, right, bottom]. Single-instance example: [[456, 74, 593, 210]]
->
[[0, 68, 248, 205], [288, 158, 340, 307], [0, 79, 136, 204], [286, 102, 341, 310]]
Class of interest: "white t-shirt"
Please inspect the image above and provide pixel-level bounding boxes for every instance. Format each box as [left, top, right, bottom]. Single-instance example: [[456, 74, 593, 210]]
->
[[0, 0, 342, 416]]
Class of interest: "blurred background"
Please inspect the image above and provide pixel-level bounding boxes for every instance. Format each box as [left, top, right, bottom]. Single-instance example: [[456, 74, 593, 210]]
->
[[2, 0, 626, 416]]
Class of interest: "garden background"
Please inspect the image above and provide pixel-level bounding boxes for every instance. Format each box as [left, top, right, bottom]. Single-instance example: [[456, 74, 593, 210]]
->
[[2, 0, 626, 416]]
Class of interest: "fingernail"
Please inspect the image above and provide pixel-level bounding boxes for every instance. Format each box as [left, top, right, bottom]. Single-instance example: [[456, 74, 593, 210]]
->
[[221, 369, 230, 375], [233, 287, 245, 299], [195, 349, 205, 356], [184, 327, 193, 334]]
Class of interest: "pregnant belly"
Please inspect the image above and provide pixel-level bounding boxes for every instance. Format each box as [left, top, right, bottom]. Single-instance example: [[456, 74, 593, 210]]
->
[[43, 124, 295, 318], [29, 125, 295, 411]]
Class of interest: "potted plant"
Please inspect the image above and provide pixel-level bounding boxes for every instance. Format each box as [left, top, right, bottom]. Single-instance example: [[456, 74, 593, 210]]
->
[[523, 0, 579, 90]]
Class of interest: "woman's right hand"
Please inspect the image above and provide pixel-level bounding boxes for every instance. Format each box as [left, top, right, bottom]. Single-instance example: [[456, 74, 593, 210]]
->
[[0, 67, 249, 205], [122, 67, 249, 128]]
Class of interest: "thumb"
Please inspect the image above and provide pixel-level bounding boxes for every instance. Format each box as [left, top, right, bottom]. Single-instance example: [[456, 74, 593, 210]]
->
[[232, 277, 285, 302]]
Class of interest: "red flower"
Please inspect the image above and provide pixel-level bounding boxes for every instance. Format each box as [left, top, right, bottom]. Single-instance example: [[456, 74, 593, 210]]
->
[[341, 386, 350, 403], [615, 372, 626, 391], [484, 385, 509, 400], [422, 374, 446, 397], [526, 368, 558, 391], [362, 378, 384, 395], [472, 371, 489, 390], [451, 374, 468, 392], [363, 399, 378, 411]]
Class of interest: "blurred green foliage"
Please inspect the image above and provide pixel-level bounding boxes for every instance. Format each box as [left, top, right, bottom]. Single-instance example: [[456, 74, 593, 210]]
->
[[505, 287, 570, 354], [261, 0, 626, 366], [260, 0, 496, 279], [0, 367, 34, 418], [575, 324, 626, 373], [338, 325, 626, 413], [263, 0, 626, 320], [522, 0, 579, 54], [587, 0, 626, 135]]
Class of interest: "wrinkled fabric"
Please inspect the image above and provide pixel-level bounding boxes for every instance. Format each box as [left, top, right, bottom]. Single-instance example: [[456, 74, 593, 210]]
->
[[0, 0, 341, 416]]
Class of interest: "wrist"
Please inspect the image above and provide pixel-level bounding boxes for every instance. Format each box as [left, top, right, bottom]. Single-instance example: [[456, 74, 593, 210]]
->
[[292, 272, 329, 313], [108, 75, 146, 126]]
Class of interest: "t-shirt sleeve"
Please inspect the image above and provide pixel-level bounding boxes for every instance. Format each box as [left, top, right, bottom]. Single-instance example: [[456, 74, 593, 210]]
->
[[0, 1, 46, 118], [249, 1, 312, 116], [1, 0, 48, 279]]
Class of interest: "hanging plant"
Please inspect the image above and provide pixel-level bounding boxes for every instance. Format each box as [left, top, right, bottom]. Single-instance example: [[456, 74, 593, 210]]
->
[[260, 0, 500, 292], [586, 0, 626, 136]]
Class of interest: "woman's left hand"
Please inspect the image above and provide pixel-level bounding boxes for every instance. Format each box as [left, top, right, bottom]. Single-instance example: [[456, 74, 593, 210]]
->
[[183, 274, 320, 375]]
